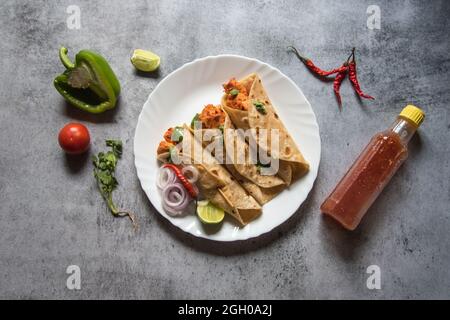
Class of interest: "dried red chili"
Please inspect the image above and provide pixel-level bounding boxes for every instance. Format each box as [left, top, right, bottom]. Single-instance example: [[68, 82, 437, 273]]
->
[[289, 46, 374, 107], [333, 66, 348, 107], [288, 46, 348, 77], [348, 48, 374, 100]]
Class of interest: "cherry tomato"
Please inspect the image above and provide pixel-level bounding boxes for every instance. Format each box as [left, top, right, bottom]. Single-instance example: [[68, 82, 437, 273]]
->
[[58, 123, 90, 154]]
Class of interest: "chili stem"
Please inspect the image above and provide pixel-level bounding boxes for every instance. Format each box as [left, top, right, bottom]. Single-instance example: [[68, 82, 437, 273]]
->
[[287, 46, 308, 63], [347, 48, 356, 63]]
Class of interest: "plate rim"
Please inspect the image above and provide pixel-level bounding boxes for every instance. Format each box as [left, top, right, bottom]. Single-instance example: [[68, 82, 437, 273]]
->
[[133, 54, 321, 242]]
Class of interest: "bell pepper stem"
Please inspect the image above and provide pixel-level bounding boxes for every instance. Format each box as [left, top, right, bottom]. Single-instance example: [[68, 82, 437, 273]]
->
[[59, 47, 75, 69]]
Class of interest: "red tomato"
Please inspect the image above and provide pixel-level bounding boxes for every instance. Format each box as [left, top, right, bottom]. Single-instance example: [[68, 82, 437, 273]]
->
[[58, 123, 90, 154]]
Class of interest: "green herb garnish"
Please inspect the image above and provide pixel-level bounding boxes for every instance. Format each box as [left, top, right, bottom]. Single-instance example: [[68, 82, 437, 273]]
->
[[253, 100, 267, 115], [218, 124, 224, 134], [106, 139, 122, 157], [93, 140, 136, 228], [230, 89, 239, 97]]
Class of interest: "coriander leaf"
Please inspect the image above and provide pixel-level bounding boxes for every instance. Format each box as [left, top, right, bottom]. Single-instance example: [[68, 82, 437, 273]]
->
[[106, 139, 122, 157], [93, 139, 136, 228]]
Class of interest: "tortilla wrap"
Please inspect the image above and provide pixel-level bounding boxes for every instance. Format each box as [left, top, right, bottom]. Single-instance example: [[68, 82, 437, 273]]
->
[[191, 106, 286, 205], [158, 126, 261, 225], [221, 73, 309, 185]]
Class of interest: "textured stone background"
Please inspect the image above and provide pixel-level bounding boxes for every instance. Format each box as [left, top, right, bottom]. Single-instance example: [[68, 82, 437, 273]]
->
[[0, 0, 449, 299]]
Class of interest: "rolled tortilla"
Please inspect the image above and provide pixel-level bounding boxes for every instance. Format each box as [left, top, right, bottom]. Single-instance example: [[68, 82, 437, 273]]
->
[[222, 73, 309, 185], [158, 127, 262, 226], [190, 105, 286, 205]]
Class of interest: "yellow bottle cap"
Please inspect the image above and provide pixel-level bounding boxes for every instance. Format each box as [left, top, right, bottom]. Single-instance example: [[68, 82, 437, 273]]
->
[[399, 105, 425, 127]]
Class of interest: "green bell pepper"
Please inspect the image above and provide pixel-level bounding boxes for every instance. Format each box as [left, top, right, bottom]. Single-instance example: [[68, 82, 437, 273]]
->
[[54, 47, 121, 114]]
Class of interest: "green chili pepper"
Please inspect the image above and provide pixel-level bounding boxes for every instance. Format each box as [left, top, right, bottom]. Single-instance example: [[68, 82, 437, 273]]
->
[[54, 47, 121, 114]]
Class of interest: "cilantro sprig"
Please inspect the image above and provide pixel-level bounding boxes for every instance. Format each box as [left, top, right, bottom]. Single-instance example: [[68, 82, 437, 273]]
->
[[93, 139, 136, 228]]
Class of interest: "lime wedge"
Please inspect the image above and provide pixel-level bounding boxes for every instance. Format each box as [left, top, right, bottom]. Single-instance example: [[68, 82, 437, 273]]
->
[[197, 200, 225, 224], [131, 49, 160, 72]]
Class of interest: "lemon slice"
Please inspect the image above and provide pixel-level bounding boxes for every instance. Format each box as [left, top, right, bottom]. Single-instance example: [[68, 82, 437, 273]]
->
[[196, 200, 225, 224], [131, 49, 160, 72]]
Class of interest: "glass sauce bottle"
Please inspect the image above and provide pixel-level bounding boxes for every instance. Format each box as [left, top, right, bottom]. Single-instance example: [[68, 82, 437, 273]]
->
[[320, 105, 425, 230]]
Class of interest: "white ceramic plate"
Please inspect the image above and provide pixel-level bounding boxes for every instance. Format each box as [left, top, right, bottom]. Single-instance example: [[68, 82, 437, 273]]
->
[[134, 55, 321, 241]]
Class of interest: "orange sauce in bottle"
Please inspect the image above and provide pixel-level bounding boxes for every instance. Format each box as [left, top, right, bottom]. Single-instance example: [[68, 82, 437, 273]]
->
[[320, 105, 425, 230]]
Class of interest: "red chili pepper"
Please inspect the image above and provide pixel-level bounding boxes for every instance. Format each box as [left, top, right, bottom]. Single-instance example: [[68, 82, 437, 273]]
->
[[348, 48, 374, 100], [289, 46, 350, 77], [163, 164, 198, 198], [333, 66, 348, 107]]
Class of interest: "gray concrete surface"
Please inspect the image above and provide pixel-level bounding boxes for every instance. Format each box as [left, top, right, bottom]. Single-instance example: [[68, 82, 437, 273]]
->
[[0, 0, 449, 299]]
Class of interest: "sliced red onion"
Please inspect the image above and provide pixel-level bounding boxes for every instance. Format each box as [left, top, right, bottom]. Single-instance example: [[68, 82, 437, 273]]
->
[[162, 201, 185, 216], [181, 165, 199, 184], [178, 189, 192, 208], [163, 194, 192, 216], [157, 167, 177, 189], [162, 183, 186, 207], [162, 182, 192, 216]]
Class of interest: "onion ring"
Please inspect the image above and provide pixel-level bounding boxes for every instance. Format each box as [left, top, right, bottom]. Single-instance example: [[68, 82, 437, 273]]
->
[[181, 165, 199, 184], [162, 183, 186, 208], [157, 167, 177, 189], [163, 201, 184, 216], [162, 190, 192, 217]]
